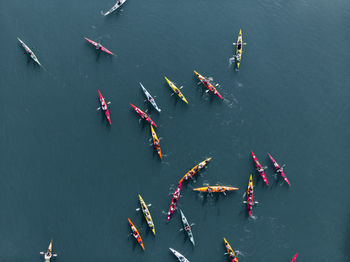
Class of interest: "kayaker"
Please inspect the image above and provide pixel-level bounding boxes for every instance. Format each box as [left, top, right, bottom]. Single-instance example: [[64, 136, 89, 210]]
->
[[154, 140, 159, 146], [96, 43, 102, 50], [257, 167, 264, 173], [237, 43, 242, 50], [206, 187, 213, 193]]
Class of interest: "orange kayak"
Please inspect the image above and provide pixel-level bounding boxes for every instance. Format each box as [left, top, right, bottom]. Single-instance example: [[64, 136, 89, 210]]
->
[[179, 158, 212, 184], [193, 186, 239, 193], [223, 237, 239, 262], [128, 218, 145, 251]]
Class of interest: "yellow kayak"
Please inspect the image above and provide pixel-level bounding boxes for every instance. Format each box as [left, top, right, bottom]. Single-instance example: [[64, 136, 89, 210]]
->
[[164, 76, 188, 104], [150, 125, 162, 159], [179, 157, 212, 183], [223, 237, 239, 262], [193, 186, 239, 193], [233, 29, 245, 69], [138, 194, 156, 235]]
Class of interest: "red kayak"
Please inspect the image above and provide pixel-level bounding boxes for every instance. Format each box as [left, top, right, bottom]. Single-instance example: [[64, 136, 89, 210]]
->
[[167, 182, 182, 222], [268, 153, 291, 186], [290, 253, 298, 262], [251, 151, 269, 186], [130, 103, 157, 127], [98, 90, 111, 125], [194, 70, 223, 99], [84, 37, 114, 55]]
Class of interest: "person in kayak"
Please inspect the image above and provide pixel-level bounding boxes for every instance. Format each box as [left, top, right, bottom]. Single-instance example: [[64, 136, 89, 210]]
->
[[96, 43, 102, 50], [101, 101, 107, 110], [236, 53, 241, 61], [206, 187, 213, 193], [257, 167, 264, 173], [154, 140, 159, 146], [237, 43, 242, 50]]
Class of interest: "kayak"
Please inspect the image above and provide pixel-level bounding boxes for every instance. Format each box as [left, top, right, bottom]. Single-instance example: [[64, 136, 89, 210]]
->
[[268, 153, 291, 186], [233, 29, 244, 69], [194, 70, 223, 99], [167, 182, 182, 222], [130, 103, 157, 127], [193, 186, 239, 193], [84, 37, 114, 55], [98, 90, 111, 125], [247, 174, 254, 217], [180, 210, 195, 246], [164, 76, 189, 104], [40, 239, 57, 262], [140, 82, 161, 112], [169, 248, 190, 262], [290, 253, 298, 262], [138, 194, 156, 235], [128, 218, 145, 250], [251, 151, 269, 186], [223, 238, 238, 262], [150, 125, 162, 159], [179, 157, 212, 184], [17, 37, 42, 66], [103, 0, 126, 16]]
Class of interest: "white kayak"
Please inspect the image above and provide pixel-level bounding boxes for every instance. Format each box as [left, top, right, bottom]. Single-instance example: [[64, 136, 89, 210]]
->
[[40, 239, 57, 262], [103, 0, 126, 16], [169, 248, 190, 262], [17, 37, 42, 66], [140, 82, 161, 112], [180, 210, 195, 246]]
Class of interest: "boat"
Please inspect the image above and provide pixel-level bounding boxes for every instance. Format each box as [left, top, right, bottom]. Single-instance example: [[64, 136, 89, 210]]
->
[[223, 237, 238, 262], [232, 29, 245, 69], [140, 82, 161, 112], [193, 186, 239, 193], [103, 0, 126, 16], [40, 239, 57, 262], [128, 218, 145, 250], [167, 182, 182, 222], [180, 210, 195, 246], [247, 174, 254, 217], [84, 37, 114, 55], [164, 77, 189, 104], [194, 70, 223, 99], [251, 151, 269, 186], [138, 194, 156, 235], [150, 125, 162, 159], [17, 37, 42, 66], [98, 90, 111, 125], [268, 153, 291, 186], [179, 158, 212, 184], [169, 248, 190, 262], [130, 103, 157, 127], [290, 253, 298, 262]]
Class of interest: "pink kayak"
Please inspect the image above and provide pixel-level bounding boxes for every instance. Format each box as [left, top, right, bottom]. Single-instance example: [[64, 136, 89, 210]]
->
[[251, 151, 269, 186], [84, 37, 114, 55], [290, 253, 298, 262], [130, 103, 157, 127], [268, 153, 291, 186], [167, 182, 182, 222], [98, 90, 111, 125]]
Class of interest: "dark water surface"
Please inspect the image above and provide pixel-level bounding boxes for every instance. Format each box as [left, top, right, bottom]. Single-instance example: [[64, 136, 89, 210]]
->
[[0, 0, 349, 261]]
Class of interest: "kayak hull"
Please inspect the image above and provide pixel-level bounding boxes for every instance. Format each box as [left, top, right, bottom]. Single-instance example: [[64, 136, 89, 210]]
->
[[164, 76, 189, 104], [179, 157, 212, 183], [130, 103, 157, 127], [138, 194, 156, 235], [194, 70, 223, 99], [223, 237, 239, 262], [167, 182, 182, 222], [103, 0, 126, 16], [98, 90, 111, 125], [251, 151, 269, 186], [268, 153, 291, 186], [84, 37, 114, 55], [193, 186, 239, 192]]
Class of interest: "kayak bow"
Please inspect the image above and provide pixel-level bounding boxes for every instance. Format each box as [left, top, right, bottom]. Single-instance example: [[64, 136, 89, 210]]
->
[[179, 158, 212, 184], [169, 248, 190, 262], [164, 76, 189, 104], [223, 237, 239, 262], [17, 37, 42, 66], [150, 125, 162, 159], [98, 90, 111, 125], [130, 103, 157, 127], [290, 253, 299, 262], [268, 153, 291, 186], [138, 194, 156, 235], [251, 151, 269, 186], [194, 70, 223, 99], [128, 218, 145, 250], [103, 0, 126, 16], [84, 37, 114, 55]]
